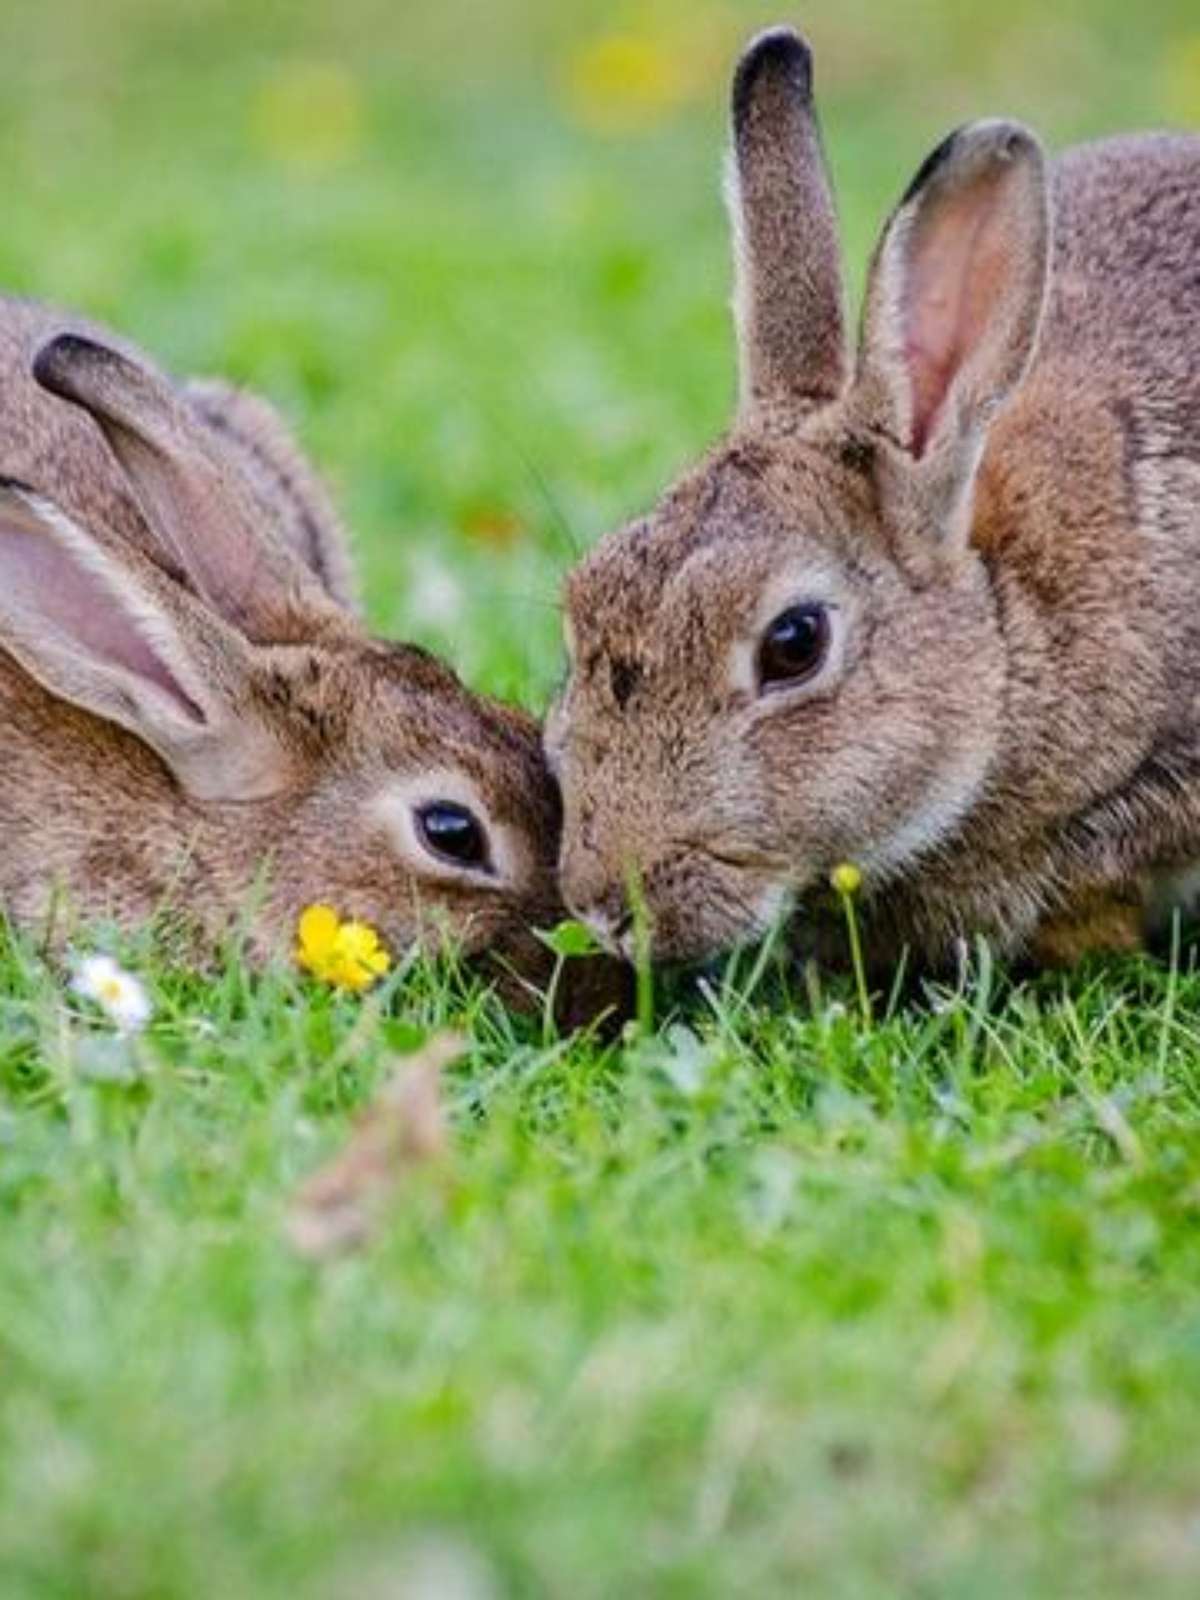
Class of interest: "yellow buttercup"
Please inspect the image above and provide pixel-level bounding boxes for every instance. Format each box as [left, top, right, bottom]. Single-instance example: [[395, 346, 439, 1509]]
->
[[296, 905, 391, 993]]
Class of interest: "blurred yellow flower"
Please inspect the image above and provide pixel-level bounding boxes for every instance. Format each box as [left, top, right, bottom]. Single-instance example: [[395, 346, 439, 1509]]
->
[[297, 905, 390, 993], [830, 862, 863, 897], [561, 31, 690, 135], [251, 61, 364, 171], [1162, 36, 1200, 122]]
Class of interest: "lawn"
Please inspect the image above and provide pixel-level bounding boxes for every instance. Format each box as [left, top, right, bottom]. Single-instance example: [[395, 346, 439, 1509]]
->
[[3, 1, 1200, 1595]]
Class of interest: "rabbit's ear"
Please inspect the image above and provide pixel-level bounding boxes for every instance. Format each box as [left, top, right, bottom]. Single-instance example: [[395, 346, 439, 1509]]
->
[[32, 334, 346, 646], [727, 28, 848, 411], [184, 378, 361, 616], [0, 481, 290, 801], [854, 121, 1049, 489]]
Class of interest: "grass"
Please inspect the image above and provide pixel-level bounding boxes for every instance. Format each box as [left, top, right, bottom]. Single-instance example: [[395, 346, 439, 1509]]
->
[[2, 1, 1200, 1595]]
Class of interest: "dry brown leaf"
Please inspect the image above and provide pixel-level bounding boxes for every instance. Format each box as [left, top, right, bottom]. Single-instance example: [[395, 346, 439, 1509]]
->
[[287, 1031, 464, 1260]]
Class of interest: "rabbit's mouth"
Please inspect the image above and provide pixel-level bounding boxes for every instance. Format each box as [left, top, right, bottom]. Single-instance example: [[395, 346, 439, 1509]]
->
[[569, 849, 796, 967]]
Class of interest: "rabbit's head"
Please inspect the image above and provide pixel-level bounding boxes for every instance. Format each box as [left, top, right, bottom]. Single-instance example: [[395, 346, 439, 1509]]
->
[[0, 334, 584, 1000], [549, 29, 1051, 962]]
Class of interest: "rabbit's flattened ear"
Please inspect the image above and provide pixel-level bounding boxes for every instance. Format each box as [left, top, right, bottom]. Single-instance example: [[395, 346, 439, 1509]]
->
[[31, 334, 345, 646], [855, 120, 1050, 465], [727, 27, 848, 411], [184, 377, 361, 616], [0, 481, 290, 801]]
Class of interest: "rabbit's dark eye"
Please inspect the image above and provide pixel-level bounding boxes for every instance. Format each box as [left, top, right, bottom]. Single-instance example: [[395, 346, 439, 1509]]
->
[[416, 802, 491, 871], [757, 603, 831, 690]]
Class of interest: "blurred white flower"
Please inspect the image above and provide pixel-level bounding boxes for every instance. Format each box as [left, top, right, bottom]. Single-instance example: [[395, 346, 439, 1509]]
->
[[72, 956, 152, 1035], [410, 556, 465, 629]]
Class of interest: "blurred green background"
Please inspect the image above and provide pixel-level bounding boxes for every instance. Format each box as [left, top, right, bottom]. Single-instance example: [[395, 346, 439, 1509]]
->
[[2, 7, 1200, 1599], [0, 0, 1196, 705]]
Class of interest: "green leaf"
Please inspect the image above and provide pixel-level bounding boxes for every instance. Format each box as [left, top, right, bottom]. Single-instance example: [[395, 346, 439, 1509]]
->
[[537, 920, 602, 959]]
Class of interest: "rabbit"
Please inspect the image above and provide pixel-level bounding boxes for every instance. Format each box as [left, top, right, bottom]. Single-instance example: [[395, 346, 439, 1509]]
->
[[546, 25, 1200, 977], [0, 305, 610, 1011]]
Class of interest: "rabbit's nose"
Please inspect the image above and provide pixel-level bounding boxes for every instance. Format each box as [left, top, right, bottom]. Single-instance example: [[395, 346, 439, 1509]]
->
[[575, 890, 635, 960], [563, 847, 643, 956]]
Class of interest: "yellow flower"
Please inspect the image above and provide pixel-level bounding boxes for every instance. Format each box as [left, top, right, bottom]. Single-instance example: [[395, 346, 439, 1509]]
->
[[297, 905, 391, 993], [830, 862, 863, 897], [1162, 36, 1200, 122], [561, 32, 689, 135], [250, 60, 364, 172]]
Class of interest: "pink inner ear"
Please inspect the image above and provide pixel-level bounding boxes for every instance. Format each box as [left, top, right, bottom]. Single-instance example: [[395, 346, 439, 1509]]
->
[[902, 169, 1017, 457], [0, 516, 204, 721]]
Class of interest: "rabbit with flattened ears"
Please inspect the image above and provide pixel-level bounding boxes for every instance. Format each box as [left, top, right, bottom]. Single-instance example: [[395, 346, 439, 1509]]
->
[[549, 27, 1200, 975], [0, 303, 623, 1013]]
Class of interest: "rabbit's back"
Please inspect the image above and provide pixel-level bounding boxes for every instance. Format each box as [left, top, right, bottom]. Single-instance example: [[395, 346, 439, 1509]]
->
[[1044, 134, 1200, 444], [979, 133, 1200, 621], [1050, 135, 1200, 339]]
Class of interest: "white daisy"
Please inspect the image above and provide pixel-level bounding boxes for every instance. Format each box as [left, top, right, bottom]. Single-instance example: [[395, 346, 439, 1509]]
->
[[72, 955, 153, 1035]]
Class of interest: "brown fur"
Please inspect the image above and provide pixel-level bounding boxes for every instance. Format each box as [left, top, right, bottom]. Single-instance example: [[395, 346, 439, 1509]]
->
[[0, 305, 574, 997], [549, 27, 1200, 973]]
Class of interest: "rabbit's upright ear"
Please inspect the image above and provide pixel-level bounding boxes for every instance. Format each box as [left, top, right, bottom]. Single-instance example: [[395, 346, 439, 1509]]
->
[[728, 28, 848, 411], [0, 481, 291, 800], [853, 121, 1050, 525], [32, 334, 348, 646]]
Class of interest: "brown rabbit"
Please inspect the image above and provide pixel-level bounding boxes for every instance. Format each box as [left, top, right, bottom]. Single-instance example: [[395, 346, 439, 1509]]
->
[[0, 306, 573, 997], [548, 27, 1200, 975]]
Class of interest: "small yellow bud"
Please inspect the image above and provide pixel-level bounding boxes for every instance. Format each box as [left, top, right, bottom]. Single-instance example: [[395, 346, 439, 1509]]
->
[[830, 862, 863, 897]]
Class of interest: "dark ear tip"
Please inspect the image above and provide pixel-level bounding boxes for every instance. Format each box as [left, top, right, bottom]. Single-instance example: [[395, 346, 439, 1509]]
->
[[978, 119, 1045, 174], [732, 26, 814, 123], [32, 331, 109, 395], [901, 128, 962, 205], [902, 119, 1044, 205]]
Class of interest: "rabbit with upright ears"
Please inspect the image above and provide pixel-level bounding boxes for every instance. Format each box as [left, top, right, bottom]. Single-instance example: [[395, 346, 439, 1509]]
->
[[0, 302, 585, 1001], [549, 27, 1200, 973]]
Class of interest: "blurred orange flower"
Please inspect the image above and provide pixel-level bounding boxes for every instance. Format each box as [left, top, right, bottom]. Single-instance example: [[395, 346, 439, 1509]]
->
[[460, 503, 524, 549]]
